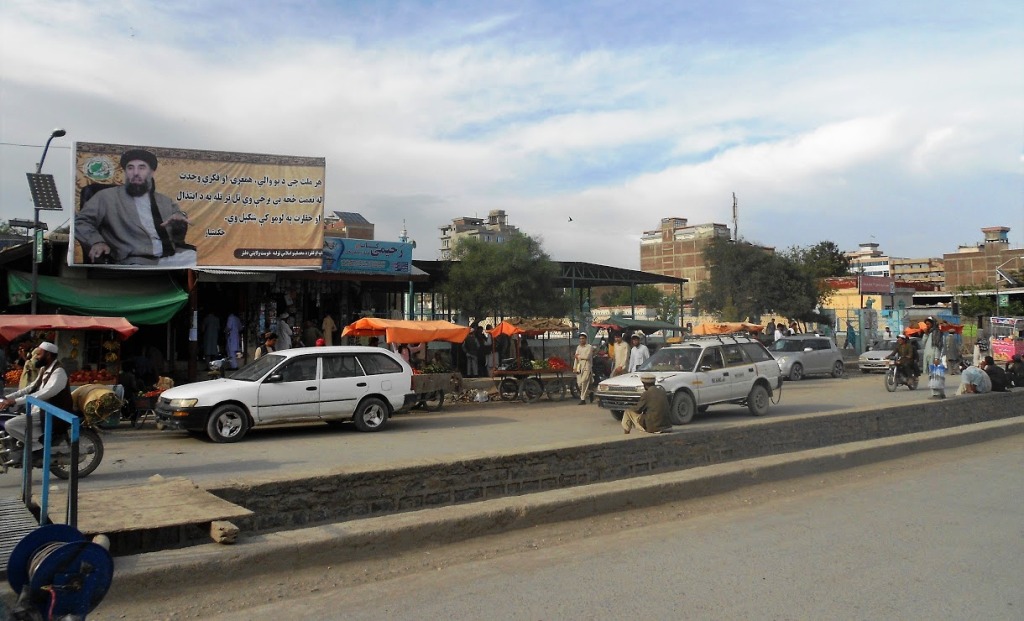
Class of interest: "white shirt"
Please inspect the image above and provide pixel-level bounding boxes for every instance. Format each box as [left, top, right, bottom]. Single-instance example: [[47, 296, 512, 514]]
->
[[9, 361, 68, 411], [628, 344, 650, 373], [277, 319, 292, 349]]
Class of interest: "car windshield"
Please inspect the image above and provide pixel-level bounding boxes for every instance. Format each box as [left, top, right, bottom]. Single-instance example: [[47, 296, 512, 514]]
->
[[638, 348, 701, 372], [230, 354, 286, 381], [769, 339, 806, 353]]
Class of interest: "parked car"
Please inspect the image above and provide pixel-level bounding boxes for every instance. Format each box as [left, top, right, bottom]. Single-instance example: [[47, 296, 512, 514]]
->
[[155, 346, 417, 442], [859, 339, 899, 373], [595, 334, 782, 425], [769, 334, 845, 380]]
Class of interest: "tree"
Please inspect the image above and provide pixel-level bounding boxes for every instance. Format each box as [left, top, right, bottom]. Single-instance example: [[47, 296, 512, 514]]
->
[[787, 241, 851, 278], [695, 238, 825, 323], [599, 285, 662, 307], [442, 233, 569, 323]]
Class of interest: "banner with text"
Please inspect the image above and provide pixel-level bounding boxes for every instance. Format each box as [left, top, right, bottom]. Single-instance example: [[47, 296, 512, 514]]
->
[[69, 142, 325, 269], [322, 238, 413, 275]]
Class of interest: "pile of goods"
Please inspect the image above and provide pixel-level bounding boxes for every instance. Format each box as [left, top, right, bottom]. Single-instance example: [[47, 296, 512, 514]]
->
[[71, 385, 122, 425], [68, 368, 116, 384], [422, 360, 452, 374], [4, 368, 22, 385], [546, 356, 570, 371]]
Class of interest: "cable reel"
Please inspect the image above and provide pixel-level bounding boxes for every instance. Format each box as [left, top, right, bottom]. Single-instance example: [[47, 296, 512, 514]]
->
[[6, 524, 113, 620]]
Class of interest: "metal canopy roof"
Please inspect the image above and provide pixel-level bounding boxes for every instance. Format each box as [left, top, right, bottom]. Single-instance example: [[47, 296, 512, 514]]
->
[[411, 260, 687, 289]]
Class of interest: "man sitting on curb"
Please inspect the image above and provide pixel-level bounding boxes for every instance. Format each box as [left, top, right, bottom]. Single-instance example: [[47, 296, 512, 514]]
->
[[621, 373, 672, 435]]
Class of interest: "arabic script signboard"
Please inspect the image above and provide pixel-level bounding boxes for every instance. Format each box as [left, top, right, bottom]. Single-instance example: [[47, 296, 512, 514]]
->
[[69, 142, 325, 269], [322, 238, 412, 275]]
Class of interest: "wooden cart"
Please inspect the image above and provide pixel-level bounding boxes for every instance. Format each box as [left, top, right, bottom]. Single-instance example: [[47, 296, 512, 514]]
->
[[491, 369, 574, 403], [411, 372, 453, 411]]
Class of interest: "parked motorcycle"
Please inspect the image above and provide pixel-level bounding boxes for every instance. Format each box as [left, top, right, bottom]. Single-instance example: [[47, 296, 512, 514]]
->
[[884, 361, 919, 392], [0, 409, 105, 479]]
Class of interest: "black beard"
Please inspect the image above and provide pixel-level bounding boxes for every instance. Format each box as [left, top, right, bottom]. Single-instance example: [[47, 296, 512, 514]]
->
[[125, 181, 151, 197]]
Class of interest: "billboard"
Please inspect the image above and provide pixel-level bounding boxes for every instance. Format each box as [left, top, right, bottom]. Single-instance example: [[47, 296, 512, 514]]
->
[[70, 142, 325, 269], [322, 238, 413, 274]]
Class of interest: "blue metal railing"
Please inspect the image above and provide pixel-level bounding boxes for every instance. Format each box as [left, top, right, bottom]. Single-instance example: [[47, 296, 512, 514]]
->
[[21, 396, 80, 528]]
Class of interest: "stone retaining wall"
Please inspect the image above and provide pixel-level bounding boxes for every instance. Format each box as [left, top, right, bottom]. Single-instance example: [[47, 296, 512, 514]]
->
[[208, 392, 1022, 533]]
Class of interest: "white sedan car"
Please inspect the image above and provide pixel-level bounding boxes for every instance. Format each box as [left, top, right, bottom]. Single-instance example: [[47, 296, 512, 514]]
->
[[156, 346, 417, 442]]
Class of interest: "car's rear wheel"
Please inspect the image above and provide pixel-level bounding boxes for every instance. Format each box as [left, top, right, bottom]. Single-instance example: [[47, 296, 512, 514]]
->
[[788, 363, 804, 381], [669, 391, 696, 425], [206, 404, 249, 443], [353, 397, 390, 432], [831, 361, 845, 378], [747, 384, 770, 416]]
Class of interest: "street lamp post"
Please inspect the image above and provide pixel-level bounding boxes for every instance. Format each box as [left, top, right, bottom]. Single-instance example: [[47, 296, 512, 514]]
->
[[30, 128, 66, 314]]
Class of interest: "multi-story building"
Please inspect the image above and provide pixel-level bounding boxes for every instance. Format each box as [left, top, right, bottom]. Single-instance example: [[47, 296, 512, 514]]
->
[[890, 257, 944, 287], [438, 210, 518, 260], [639, 217, 732, 300], [943, 226, 1024, 289], [845, 242, 891, 277], [323, 211, 374, 239]]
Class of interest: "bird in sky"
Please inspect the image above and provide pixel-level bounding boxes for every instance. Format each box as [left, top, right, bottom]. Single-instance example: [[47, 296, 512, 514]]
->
[[568, 217, 573, 222]]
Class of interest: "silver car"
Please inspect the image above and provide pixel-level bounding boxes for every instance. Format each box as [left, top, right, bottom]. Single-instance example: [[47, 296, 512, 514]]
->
[[859, 339, 899, 373], [769, 334, 845, 380]]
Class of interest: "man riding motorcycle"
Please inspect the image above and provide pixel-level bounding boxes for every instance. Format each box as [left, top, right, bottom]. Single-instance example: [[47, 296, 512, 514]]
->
[[0, 341, 73, 466], [892, 334, 917, 380]]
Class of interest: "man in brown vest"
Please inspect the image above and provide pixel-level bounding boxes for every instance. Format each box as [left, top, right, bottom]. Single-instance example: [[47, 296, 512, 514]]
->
[[0, 342, 73, 464]]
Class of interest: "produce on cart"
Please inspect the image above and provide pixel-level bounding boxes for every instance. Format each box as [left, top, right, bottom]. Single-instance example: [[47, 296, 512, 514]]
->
[[488, 320, 575, 403], [341, 318, 471, 410]]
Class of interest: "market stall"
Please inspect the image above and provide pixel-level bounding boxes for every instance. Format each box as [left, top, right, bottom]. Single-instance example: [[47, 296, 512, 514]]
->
[[987, 317, 1023, 362], [2, 315, 138, 389], [488, 320, 574, 403], [690, 322, 765, 336], [341, 318, 470, 410]]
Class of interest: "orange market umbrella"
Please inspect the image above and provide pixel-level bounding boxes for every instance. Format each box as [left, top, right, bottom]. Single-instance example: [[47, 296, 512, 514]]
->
[[341, 318, 470, 344]]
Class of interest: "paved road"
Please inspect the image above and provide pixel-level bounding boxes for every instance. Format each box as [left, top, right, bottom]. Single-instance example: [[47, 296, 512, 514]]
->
[[1, 372, 945, 492], [94, 434, 1023, 620]]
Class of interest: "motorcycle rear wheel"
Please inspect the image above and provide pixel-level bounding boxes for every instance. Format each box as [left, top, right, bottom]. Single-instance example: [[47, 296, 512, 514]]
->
[[50, 428, 104, 479]]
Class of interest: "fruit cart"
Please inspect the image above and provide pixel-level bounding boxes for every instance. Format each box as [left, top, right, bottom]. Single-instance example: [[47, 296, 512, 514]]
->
[[341, 317, 471, 411], [488, 320, 575, 403]]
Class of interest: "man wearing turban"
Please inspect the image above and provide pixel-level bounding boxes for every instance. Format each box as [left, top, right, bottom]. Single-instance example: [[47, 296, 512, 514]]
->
[[75, 148, 196, 266]]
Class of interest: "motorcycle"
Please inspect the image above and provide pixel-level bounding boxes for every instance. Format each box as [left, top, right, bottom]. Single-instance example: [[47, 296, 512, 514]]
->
[[884, 360, 919, 392], [0, 408, 105, 479]]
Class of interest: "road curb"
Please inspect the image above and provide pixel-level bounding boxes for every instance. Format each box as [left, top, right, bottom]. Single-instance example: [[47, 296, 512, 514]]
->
[[109, 416, 1023, 593]]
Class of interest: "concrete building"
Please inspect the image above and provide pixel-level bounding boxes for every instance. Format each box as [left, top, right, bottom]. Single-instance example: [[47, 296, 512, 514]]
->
[[438, 210, 518, 260], [639, 217, 731, 299], [845, 242, 891, 277], [846, 242, 945, 287], [324, 211, 374, 239], [890, 256, 945, 287], [943, 226, 1024, 290]]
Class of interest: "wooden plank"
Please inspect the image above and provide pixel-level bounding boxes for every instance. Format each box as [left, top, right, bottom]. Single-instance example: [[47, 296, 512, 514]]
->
[[40, 477, 251, 535]]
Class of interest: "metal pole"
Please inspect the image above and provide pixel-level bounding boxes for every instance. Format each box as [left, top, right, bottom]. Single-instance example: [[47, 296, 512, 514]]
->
[[30, 129, 65, 315]]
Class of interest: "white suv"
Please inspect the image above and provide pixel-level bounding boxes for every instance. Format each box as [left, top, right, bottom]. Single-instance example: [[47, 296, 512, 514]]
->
[[156, 346, 416, 442], [595, 335, 782, 425]]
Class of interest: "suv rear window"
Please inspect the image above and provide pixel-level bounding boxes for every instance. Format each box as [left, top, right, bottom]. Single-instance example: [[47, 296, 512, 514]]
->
[[358, 353, 404, 375]]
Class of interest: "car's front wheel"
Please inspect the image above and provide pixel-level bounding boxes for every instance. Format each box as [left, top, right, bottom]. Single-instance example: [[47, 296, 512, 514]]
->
[[206, 404, 250, 443], [669, 391, 696, 425], [788, 363, 804, 381], [353, 397, 390, 432], [747, 384, 770, 416]]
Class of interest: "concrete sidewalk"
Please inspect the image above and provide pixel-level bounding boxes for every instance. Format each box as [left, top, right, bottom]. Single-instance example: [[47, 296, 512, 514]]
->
[[108, 416, 1023, 595]]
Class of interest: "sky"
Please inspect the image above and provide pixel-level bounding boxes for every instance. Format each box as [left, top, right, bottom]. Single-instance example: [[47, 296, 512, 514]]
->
[[1, 0, 1022, 269]]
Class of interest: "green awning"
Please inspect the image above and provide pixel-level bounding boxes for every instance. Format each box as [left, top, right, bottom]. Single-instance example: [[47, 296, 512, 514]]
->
[[7, 270, 188, 324]]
